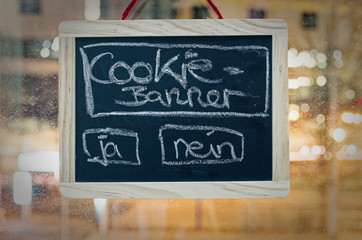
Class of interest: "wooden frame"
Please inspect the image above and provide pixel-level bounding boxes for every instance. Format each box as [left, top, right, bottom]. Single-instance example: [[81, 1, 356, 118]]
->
[[59, 19, 289, 198]]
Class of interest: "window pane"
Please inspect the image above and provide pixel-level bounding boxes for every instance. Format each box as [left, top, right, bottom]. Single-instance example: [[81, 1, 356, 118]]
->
[[20, 0, 41, 15], [0, 0, 361, 239]]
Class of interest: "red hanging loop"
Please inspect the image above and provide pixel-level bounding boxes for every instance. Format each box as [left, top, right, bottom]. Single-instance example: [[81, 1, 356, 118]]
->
[[122, 0, 223, 20], [206, 0, 223, 19], [122, 0, 139, 20]]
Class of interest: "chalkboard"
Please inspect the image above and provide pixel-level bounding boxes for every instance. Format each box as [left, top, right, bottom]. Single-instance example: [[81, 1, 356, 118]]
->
[[59, 19, 289, 198]]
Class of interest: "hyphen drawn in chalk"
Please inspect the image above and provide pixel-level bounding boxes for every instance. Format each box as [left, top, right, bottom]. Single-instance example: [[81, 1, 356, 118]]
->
[[159, 124, 244, 165], [78, 42, 270, 118], [82, 128, 141, 167], [223, 66, 244, 75]]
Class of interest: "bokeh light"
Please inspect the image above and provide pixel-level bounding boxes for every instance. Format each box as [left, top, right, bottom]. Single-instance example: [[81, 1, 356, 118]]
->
[[341, 112, 354, 123], [316, 76, 327, 86], [333, 128, 346, 142], [289, 110, 300, 121]]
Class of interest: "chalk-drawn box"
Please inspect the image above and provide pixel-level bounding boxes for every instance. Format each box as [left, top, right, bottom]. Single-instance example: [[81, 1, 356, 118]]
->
[[159, 124, 244, 165], [77, 39, 271, 118], [82, 128, 141, 167]]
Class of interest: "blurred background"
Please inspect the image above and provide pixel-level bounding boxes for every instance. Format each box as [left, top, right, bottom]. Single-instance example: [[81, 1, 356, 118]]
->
[[0, 0, 361, 239]]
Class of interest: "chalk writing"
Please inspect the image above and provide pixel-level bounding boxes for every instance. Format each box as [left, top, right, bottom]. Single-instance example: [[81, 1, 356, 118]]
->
[[159, 124, 244, 165], [78, 42, 270, 118], [82, 128, 141, 167], [114, 86, 249, 109]]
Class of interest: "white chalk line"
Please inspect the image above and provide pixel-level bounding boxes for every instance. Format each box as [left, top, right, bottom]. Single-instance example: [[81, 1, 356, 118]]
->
[[91, 111, 269, 118], [83, 42, 269, 52]]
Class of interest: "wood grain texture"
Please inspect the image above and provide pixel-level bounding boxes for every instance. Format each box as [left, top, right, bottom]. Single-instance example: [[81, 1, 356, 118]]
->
[[59, 37, 75, 183], [272, 33, 289, 183], [60, 181, 289, 199], [59, 19, 287, 37], [59, 19, 289, 199]]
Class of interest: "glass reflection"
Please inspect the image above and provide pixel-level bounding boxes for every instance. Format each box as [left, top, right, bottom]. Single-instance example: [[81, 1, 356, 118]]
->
[[0, 0, 361, 239]]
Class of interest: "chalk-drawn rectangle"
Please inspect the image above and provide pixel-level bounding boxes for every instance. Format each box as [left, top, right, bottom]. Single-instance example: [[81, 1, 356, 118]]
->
[[159, 124, 244, 165], [82, 128, 140, 167], [77, 38, 271, 118]]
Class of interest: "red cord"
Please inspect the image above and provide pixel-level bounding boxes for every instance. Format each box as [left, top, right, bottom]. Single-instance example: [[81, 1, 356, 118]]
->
[[206, 0, 223, 19], [122, 0, 139, 20], [122, 0, 223, 20]]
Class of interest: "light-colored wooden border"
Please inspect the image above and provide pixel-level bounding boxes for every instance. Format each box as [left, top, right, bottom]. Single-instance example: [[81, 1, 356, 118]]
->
[[59, 19, 289, 199]]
